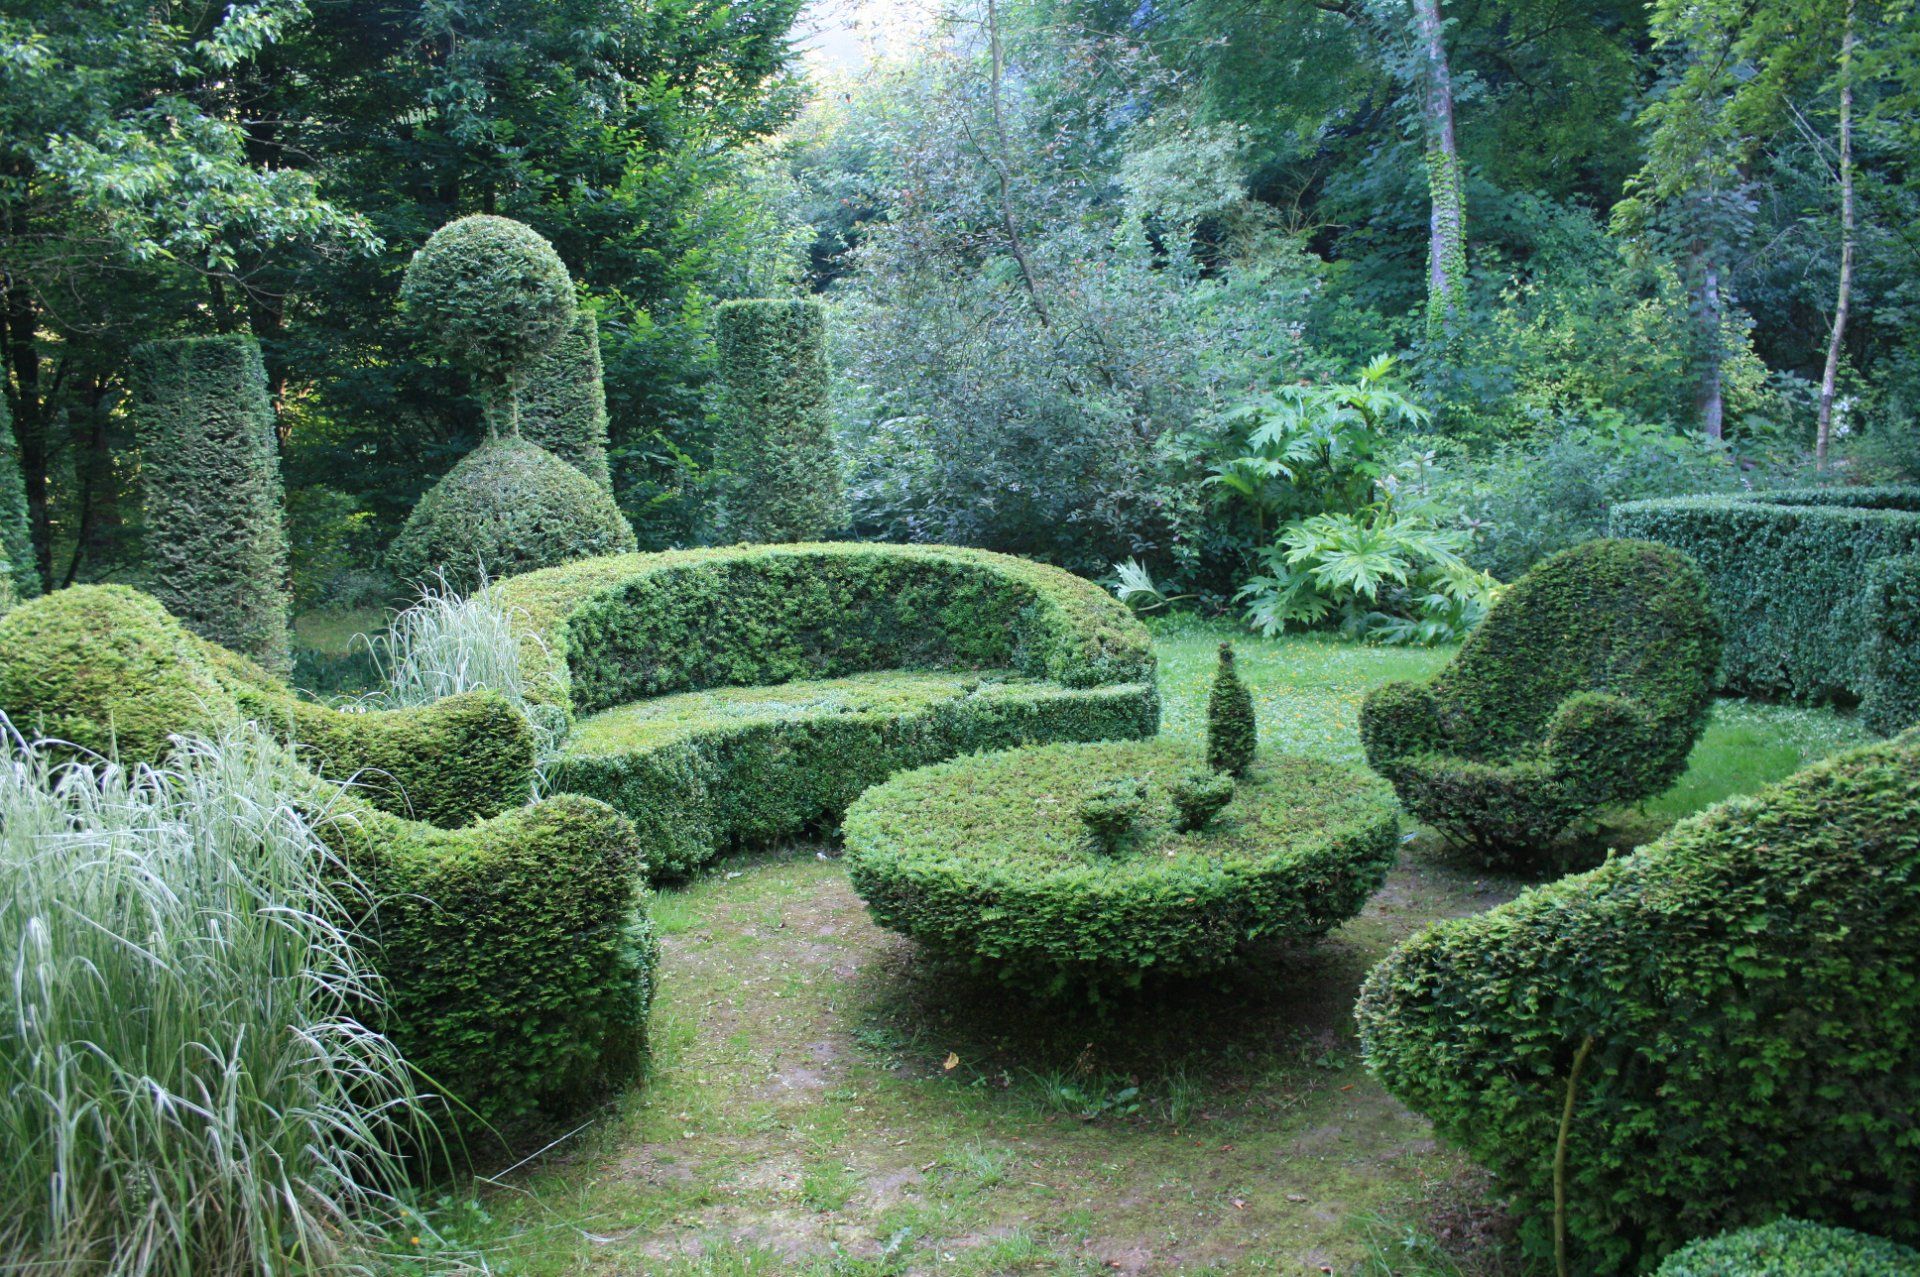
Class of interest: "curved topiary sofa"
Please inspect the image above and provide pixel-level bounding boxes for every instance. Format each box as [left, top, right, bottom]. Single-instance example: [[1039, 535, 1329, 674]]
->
[[1356, 728, 1920, 1273], [1612, 487, 1920, 710], [1359, 538, 1721, 861], [0, 585, 654, 1143], [495, 543, 1162, 879]]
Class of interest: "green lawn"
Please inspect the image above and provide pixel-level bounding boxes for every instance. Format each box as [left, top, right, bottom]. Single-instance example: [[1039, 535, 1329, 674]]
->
[[386, 620, 1868, 1277]]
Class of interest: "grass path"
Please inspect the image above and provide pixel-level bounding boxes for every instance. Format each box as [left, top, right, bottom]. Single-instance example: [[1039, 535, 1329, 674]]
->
[[403, 622, 1866, 1277]]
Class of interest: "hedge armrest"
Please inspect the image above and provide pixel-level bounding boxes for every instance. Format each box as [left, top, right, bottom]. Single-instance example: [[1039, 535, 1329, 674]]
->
[[1359, 679, 1447, 768], [1542, 690, 1661, 801]]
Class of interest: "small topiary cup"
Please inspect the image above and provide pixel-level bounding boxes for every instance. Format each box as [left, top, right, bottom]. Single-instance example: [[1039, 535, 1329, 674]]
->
[[1169, 769, 1235, 832], [1077, 777, 1147, 852]]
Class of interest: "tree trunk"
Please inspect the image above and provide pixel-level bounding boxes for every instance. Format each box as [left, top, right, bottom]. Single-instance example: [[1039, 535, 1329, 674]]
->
[[1412, 0, 1466, 353], [982, 0, 1050, 327], [1816, 0, 1856, 471], [1696, 258, 1725, 440]]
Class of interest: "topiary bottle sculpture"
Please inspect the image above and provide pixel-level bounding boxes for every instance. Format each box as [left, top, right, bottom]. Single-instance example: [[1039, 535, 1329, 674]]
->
[[393, 216, 634, 588], [711, 298, 847, 543], [1206, 643, 1256, 776], [129, 334, 292, 672]]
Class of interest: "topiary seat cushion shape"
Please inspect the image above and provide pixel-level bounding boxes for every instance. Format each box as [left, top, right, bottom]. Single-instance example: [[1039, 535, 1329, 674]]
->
[[1358, 537, 1721, 861], [495, 543, 1163, 880], [0, 585, 656, 1142], [842, 738, 1401, 997], [1355, 728, 1920, 1273]]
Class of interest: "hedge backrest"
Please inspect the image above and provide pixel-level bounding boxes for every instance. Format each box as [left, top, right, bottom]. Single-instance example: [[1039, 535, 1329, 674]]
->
[[1613, 488, 1920, 703], [1434, 538, 1719, 761], [494, 543, 1156, 718]]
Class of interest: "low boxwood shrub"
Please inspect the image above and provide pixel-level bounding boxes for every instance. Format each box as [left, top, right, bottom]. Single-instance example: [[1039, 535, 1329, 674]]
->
[[711, 299, 846, 542], [1612, 487, 1920, 707], [129, 334, 292, 671], [1862, 554, 1920, 736], [0, 584, 649, 1136], [553, 671, 1158, 879], [1356, 729, 1920, 1273], [1359, 538, 1721, 861], [1657, 1219, 1920, 1276], [388, 436, 636, 593], [844, 738, 1400, 997]]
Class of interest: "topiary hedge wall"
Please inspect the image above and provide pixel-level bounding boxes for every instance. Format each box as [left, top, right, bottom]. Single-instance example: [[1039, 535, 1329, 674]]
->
[[388, 436, 636, 592], [1862, 555, 1920, 736], [0, 393, 40, 605], [1657, 1219, 1920, 1276], [711, 299, 846, 543], [129, 334, 293, 671], [1612, 488, 1920, 710], [1356, 728, 1920, 1273], [522, 308, 615, 494]]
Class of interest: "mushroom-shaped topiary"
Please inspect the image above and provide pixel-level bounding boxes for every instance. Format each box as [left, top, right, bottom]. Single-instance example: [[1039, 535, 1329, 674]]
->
[[400, 214, 577, 435], [1206, 643, 1256, 776], [387, 436, 635, 593]]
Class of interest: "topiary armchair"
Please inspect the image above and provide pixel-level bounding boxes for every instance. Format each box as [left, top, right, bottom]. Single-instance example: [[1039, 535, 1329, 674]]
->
[[1358, 538, 1721, 861]]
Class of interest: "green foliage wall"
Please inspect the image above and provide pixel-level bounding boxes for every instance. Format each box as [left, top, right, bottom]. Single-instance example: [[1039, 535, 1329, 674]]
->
[[1612, 489, 1920, 707], [0, 394, 40, 606], [711, 299, 846, 542], [129, 335, 292, 672], [522, 308, 615, 493], [1357, 729, 1920, 1272], [1863, 555, 1920, 737], [1657, 1219, 1920, 1276]]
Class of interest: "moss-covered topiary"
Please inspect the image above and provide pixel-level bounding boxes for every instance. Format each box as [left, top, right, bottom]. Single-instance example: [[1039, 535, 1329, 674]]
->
[[388, 436, 635, 593], [399, 214, 576, 434], [711, 299, 846, 542], [1355, 730, 1920, 1272], [845, 739, 1399, 997], [0, 392, 41, 604], [521, 307, 614, 493], [1612, 488, 1920, 704], [1206, 643, 1256, 775], [1359, 538, 1721, 862], [1861, 554, 1920, 737], [1657, 1219, 1920, 1276], [0, 584, 239, 760], [0, 583, 649, 1141], [129, 334, 292, 671]]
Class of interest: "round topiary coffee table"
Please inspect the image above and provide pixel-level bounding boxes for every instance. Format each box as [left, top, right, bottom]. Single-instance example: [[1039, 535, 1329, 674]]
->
[[843, 739, 1400, 997]]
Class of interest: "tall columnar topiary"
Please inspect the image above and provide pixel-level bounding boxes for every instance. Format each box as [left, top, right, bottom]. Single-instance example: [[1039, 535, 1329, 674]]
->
[[711, 298, 846, 543], [129, 334, 292, 671], [0, 395, 37, 610], [522, 307, 614, 493], [399, 214, 576, 436], [1206, 643, 1256, 776]]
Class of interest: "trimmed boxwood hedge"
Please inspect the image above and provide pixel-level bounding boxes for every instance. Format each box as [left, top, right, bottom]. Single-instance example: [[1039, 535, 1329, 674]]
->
[[1862, 554, 1920, 736], [0, 584, 648, 1137], [1359, 538, 1721, 861], [1612, 488, 1920, 709], [1355, 728, 1920, 1273], [555, 671, 1158, 878], [494, 543, 1161, 877], [711, 299, 846, 543], [843, 738, 1400, 996], [521, 307, 614, 493], [129, 334, 292, 671], [1657, 1219, 1920, 1277], [388, 436, 636, 593]]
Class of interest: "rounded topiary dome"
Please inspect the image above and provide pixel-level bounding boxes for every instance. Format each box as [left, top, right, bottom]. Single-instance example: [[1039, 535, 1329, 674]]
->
[[0, 584, 238, 763], [844, 738, 1399, 997], [388, 437, 637, 592], [399, 215, 577, 422]]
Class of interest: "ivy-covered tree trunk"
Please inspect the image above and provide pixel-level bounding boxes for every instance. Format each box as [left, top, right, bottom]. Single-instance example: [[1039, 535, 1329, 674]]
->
[[1412, 0, 1466, 354], [1816, 0, 1856, 471], [1697, 258, 1726, 440]]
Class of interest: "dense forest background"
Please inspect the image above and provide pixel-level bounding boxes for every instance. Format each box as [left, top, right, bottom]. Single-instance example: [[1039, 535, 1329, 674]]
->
[[5, 0, 1917, 621]]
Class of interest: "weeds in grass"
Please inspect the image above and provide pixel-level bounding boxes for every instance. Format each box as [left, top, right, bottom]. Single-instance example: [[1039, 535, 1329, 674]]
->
[[0, 721, 425, 1276]]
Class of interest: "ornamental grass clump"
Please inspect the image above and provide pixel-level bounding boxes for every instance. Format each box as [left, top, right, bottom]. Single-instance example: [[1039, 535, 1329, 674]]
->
[[0, 721, 426, 1277], [1206, 643, 1256, 776]]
